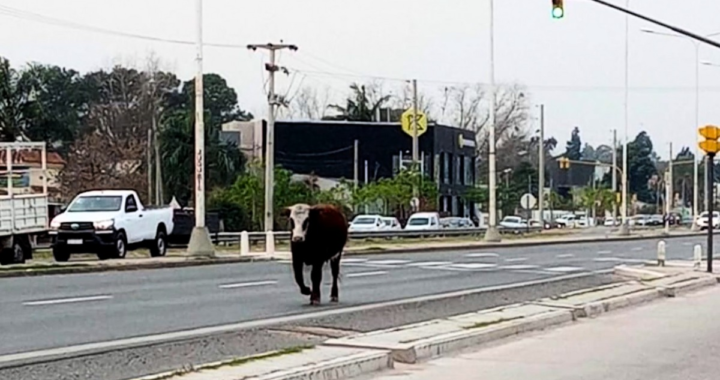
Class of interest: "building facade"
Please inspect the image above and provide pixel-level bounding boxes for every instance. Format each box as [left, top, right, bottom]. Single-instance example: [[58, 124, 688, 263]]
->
[[222, 120, 479, 217]]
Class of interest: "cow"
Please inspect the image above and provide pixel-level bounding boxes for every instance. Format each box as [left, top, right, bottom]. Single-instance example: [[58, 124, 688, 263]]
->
[[282, 203, 348, 305]]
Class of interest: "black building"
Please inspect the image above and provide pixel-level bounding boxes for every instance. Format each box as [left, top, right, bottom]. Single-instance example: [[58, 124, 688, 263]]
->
[[228, 120, 478, 217]]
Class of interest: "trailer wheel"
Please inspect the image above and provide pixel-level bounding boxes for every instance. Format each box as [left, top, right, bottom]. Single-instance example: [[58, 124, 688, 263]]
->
[[1, 239, 28, 265], [52, 247, 70, 262]]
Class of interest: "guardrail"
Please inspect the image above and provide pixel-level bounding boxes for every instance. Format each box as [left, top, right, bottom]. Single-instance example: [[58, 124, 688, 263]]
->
[[212, 226, 544, 246]]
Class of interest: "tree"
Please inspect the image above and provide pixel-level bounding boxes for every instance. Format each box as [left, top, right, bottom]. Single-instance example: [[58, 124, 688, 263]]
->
[[325, 83, 391, 121], [0, 57, 35, 142], [581, 143, 596, 161], [175, 73, 251, 127], [58, 132, 147, 200], [565, 127, 582, 161], [353, 169, 438, 219]]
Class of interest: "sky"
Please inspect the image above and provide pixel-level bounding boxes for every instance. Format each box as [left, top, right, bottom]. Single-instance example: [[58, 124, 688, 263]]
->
[[2, 0, 720, 160]]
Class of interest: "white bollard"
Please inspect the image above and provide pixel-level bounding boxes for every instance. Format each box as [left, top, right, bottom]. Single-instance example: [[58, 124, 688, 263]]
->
[[694, 244, 703, 271], [240, 231, 250, 256], [265, 230, 275, 255], [657, 241, 666, 267]]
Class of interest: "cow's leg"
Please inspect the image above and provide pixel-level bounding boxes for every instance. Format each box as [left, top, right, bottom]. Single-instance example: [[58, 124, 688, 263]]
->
[[330, 254, 341, 303], [310, 263, 323, 305], [292, 253, 310, 295]]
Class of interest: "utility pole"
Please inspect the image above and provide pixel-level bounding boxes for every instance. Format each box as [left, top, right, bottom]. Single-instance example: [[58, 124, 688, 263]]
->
[[187, 0, 214, 257], [665, 142, 673, 234], [484, 0, 501, 242], [538, 104, 545, 225], [612, 129, 618, 221], [247, 42, 298, 232], [618, 0, 630, 236], [147, 128, 152, 204], [411, 79, 420, 209]]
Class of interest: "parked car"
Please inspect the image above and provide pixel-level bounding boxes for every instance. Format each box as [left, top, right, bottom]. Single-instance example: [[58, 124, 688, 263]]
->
[[696, 211, 720, 230], [49, 189, 174, 261], [440, 217, 476, 229], [500, 216, 528, 230], [630, 215, 649, 226], [380, 216, 403, 231], [603, 217, 619, 227], [404, 212, 441, 231], [555, 214, 576, 228], [647, 214, 664, 226], [348, 215, 385, 232]]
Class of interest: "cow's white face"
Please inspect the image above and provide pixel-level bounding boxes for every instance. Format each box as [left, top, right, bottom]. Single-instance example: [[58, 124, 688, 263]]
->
[[286, 204, 312, 242]]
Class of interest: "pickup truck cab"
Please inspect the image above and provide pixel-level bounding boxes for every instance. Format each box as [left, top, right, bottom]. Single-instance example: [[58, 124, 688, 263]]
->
[[49, 190, 174, 261]]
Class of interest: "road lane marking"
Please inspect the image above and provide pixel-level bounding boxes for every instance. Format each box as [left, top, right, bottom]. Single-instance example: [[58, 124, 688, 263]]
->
[[345, 271, 388, 278], [449, 263, 497, 269], [593, 257, 623, 262], [597, 250, 613, 255], [342, 258, 369, 263], [544, 266, 584, 273], [504, 257, 528, 263], [405, 261, 453, 267], [502, 265, 540, 270], [23, 295, 112, 306], [218, 281, 277, 289], [465, 253, 499, 258], [0, 270, 612, 367], [366, 259, 412, 265], [556, 254, 574, 258], [631, 247, 643, 251]]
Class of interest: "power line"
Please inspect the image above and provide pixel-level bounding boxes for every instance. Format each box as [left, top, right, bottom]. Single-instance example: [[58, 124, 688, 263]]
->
[[277, 145, 354, 157], [0, 4, 244, 49]]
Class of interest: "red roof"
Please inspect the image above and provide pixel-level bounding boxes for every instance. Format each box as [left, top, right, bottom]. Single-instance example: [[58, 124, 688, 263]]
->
[[0, 150, 65, 166]]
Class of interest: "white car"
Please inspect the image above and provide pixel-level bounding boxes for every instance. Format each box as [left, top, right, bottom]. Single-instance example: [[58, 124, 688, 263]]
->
[[696, 211, 720, 230], [49, 190, 174, 261], [404, 212, 441, 231], [380, 217, 402, 231], [603, 217, 619, 227], [348, 215, 385, 232], [555, 214, 576, 228], [500, 216, 528, 229]]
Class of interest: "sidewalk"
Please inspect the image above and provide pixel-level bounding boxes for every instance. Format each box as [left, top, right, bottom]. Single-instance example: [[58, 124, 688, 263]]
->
[[365, 284, 720, 380]]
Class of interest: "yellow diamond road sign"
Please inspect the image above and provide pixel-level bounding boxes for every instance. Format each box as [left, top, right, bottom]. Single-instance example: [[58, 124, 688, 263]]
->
[[401, 109, 428, 138]]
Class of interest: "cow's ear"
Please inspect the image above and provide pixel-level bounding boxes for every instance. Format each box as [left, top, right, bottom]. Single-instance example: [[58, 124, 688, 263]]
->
[[281, 207, 292, 218]]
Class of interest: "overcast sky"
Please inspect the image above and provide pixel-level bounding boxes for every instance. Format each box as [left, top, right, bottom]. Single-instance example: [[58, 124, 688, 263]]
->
[[2, 0, 720, 159]]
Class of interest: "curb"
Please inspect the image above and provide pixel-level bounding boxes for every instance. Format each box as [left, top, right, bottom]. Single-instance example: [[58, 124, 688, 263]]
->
[[0, 231, 700, 278]]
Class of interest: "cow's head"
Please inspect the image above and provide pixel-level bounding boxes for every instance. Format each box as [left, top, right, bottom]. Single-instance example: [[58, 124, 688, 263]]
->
[[282, 203, 312, 242]]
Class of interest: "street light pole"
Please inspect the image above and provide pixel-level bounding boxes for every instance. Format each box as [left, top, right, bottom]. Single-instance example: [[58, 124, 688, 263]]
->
[[619, 0, 630, 236], [187, 0, 215, 257], [484, 0, 501, 242], [538, 104, 545, 225]]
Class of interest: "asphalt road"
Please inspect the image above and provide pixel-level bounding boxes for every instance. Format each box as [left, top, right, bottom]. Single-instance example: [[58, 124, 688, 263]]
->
[[0, 235, 709, 356], [364, 281, 720, 380]]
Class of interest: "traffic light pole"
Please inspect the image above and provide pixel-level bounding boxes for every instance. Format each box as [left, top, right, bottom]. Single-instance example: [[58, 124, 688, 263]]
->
[[707, 153, 715, 274]]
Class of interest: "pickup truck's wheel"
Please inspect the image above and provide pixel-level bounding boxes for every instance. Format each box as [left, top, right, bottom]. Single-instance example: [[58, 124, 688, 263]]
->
[[53, 247, 70, 262], [149, 229, 167, 257], [103, 232, 127, 260]]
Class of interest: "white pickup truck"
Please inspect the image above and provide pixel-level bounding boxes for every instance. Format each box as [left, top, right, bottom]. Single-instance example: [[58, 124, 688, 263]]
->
[[49, 190, 174, 261]]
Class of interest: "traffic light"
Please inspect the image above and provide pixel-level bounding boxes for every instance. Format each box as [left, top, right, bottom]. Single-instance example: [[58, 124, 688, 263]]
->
[[552, 0, 565, 19], [698, 125, 720, 156], [558, 157, 570, 169]]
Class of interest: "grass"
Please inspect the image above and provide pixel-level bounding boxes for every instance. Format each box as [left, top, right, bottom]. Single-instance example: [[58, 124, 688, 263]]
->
[[462, 316, 524, 330], [150, 345, 313, 380]]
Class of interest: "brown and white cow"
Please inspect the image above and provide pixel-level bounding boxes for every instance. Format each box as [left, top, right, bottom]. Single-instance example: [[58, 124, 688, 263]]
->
[[282, 203, 348, 305]]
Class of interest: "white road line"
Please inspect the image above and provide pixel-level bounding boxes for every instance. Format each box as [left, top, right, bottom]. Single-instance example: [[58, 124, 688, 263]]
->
[[342, 258, 369, 263], [465, 253, 499, 258], [218, 281, 277, 289], [345, 271, 388, 278], [23, 295, 113, 306], [683, 242, 692, 246], [449, 263, 497, 270], [631, 247, 643, 251], [544, 266, 584, 273], [593, 257, 623, 262], [502, 265, 540, 270], [504, 257, 528, 263], [556, 254, 574, 258], [597, 250, 613, 255], [405, 261, 453, 267], [366, 259, 412, 265]]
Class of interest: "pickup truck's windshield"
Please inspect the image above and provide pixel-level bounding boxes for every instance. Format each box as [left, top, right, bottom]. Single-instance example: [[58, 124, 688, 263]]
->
[[68, 196, 122, 212]]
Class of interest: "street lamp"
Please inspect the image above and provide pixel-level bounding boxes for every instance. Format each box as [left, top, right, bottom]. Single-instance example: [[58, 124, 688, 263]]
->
[[484, 0, 501, 242], [640, 28, 720, 228]]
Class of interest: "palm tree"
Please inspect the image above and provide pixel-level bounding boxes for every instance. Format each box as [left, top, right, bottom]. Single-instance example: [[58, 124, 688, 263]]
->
[[325, 83, 390, 121]]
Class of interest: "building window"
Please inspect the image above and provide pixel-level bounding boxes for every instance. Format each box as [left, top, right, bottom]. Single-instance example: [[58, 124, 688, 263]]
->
[[464, 156, 472, 185], [453, 155, 461, 185], [442, 153, 450, 184]]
